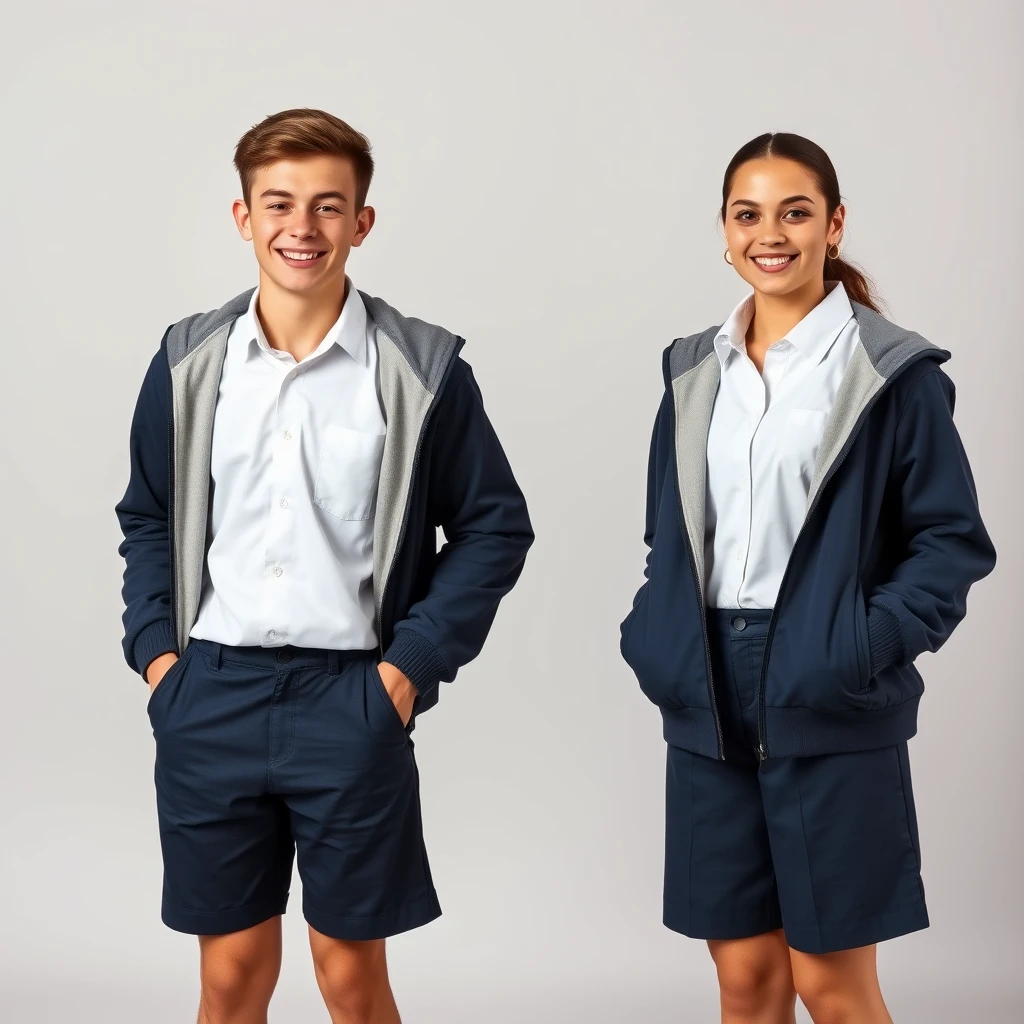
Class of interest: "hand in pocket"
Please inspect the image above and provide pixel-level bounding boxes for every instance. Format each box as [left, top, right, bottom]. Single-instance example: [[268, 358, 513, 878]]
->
[[146, 652, 179, 694], [376, 662, 417, 726]]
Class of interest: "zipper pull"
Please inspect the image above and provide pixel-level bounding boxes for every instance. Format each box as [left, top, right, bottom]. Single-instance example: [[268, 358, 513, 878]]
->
[[757, 741, 767, 761]]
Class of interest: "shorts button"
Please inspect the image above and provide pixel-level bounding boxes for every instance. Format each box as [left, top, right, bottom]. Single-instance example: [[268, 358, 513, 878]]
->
[[733, 616, 747, 631], [276, 649, 292, 663]]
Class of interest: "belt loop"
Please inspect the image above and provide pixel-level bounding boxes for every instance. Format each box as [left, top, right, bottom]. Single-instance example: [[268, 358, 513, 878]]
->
[[328, 650, 340, 676], [211, 641, 223, 670]]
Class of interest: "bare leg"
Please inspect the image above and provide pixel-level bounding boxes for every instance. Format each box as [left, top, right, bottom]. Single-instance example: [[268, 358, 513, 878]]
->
[[789, 944, 892, 1024], [195, 917, 282, 1024], [308, 926, 400, 1024], [707, 929, 798, 1024]]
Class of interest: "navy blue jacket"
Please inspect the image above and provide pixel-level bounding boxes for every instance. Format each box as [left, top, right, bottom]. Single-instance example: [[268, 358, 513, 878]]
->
[[116, 289, 534, 718], [620, 303, 996, 758]]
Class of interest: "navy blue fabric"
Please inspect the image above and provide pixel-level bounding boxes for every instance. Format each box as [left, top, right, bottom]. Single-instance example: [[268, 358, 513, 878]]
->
[[115, 329, 534, 715], [621, 352, 996, 758], [663, 610, 929, 954], [147, 638, 441, 939]]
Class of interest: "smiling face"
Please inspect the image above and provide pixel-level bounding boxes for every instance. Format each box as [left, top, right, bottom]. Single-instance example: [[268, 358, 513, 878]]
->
[[232, 153, 374, 300], [722, 156, 844, 300]]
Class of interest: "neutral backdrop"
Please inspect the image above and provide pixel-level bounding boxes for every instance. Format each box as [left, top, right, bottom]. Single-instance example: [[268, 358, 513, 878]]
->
[[1, 1, 1020, 1021]]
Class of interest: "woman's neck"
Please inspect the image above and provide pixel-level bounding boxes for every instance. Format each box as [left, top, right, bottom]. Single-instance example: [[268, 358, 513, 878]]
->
[[746, 279, 827, 351]]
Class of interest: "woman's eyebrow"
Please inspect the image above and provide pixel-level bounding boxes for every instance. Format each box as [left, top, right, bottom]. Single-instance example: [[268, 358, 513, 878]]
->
[[730, 194, 816, 208]]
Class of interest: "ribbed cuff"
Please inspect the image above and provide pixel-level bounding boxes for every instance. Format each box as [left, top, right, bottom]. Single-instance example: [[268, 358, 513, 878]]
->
[[132, 619, 177, 682], [382, 629, 447, 704], [866, 605, 906, 677]]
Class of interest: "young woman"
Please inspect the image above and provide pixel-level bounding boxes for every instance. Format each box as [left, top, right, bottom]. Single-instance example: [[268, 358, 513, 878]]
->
[[619, 133, 996, 1023]]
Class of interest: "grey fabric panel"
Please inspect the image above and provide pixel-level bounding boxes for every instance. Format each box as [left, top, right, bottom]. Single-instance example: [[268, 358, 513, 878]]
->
[[361, 292, 458, 395], [167, 289, 253, 368], [804, 343, 886, 512], [668, 326, 720, 381], [371, 326, 434, 630], [171, 323, 230, 654], [851, 301, 949, 377], [803, 304, 949, 510], [671, 352, 721, 599]]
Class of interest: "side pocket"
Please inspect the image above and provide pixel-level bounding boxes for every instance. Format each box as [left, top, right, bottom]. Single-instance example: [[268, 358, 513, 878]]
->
[[146, 644, 192, 719], [367, 660, 409, 736], [853, 580, 871, 691], [620, 581, 650, 658]]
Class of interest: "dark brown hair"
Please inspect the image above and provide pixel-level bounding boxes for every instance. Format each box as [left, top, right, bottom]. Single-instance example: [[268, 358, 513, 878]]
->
[[720, 133, 881, 313], [233, 108, 374, 210]]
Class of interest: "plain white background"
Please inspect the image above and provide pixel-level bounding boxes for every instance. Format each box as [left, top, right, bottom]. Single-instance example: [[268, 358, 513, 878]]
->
[[1, 1, 1020, 1020]]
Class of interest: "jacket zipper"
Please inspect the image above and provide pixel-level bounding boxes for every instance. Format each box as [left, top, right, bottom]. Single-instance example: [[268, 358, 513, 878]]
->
[[166, 342, 178, 651], [377, 346, 465, 664], [670, 399, 724, 761], [754, 353, 938, 760]]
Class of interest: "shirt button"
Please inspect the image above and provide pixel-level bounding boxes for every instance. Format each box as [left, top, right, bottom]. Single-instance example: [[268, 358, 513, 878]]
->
[[282, 429, 292, 441], [272, 565, 283, 577], [267, 629, 277, 640], [279, 498, 288, 509]]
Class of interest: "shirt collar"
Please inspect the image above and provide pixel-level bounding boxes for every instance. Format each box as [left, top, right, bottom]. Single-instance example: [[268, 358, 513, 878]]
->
[[713, 280, 854, 368], [714, 293, 756, 367], [784, 280, 853, 364], [241, 277, 370, 367]]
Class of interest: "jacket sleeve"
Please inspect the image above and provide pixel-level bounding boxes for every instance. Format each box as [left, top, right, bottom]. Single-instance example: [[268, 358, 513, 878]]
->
[[114, 337, 177, 679], [866, 367, 997, 675], [381, 361, 534, 702]]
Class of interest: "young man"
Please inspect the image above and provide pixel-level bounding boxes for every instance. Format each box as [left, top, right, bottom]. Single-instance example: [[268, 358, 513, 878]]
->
[[115, 108, 533, 1024]]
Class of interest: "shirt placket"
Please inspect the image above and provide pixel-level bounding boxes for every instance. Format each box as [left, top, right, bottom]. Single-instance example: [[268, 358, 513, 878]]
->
[[262, 366, 298, 646], [734, 356, 765, 607], [736, 345, 791, 606]]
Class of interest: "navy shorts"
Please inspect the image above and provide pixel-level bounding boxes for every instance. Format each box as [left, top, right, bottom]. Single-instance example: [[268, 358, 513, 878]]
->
[[664, 609, 929, 954], [146, 638, 441, 940]]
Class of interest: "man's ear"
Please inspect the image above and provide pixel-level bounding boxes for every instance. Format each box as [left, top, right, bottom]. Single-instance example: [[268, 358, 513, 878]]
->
[[232, 198, 253, 241], [351, 205, 376, 247]]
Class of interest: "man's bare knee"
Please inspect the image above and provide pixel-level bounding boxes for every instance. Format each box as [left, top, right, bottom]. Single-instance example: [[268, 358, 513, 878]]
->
[[197, 918, 282, 1023], [309, 932, 395, 1024]]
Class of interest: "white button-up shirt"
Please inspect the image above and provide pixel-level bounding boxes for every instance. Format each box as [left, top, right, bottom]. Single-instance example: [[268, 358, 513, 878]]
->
[[704, 281, 859, 609], [189, 281, 386, 649]]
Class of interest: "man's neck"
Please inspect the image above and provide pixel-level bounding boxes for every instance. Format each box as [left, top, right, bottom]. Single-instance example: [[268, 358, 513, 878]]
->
[[256, 272, 349, 362]]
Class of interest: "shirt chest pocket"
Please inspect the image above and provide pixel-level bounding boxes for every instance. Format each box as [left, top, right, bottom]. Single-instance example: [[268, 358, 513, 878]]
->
[[313, 424, 386, 521], [779, 408, 831, 486]]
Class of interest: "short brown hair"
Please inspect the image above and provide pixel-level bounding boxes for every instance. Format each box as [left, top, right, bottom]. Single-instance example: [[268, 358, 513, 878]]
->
[[233, 108, 374, 210]]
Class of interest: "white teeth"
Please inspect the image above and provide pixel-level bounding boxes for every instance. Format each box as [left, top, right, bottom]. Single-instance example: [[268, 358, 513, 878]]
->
[[753, 255, 794, 266], [281, 251, 321, 261]]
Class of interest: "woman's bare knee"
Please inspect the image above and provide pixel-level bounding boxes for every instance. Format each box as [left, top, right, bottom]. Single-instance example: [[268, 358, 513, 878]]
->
[[790, 945, 891, 1024], [708, 931, 796, 1020]]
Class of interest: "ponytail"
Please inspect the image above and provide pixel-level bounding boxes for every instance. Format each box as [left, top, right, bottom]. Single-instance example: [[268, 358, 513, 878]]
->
[[824, 253, 881, 313]]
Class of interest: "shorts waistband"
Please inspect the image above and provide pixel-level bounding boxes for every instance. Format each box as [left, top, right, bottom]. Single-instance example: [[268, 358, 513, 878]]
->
[[190, 637, 373, 672], [706, 608, 773, 638]]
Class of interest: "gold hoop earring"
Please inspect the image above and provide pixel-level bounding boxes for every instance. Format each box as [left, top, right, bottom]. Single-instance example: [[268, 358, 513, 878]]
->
[[723, 249, 734, 265], [827, 242, 841, 260]]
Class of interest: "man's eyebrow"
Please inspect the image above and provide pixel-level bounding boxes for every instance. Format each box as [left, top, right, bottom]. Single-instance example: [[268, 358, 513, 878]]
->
[[729, 194, 816, 208], [258, 189, 349, 203]]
